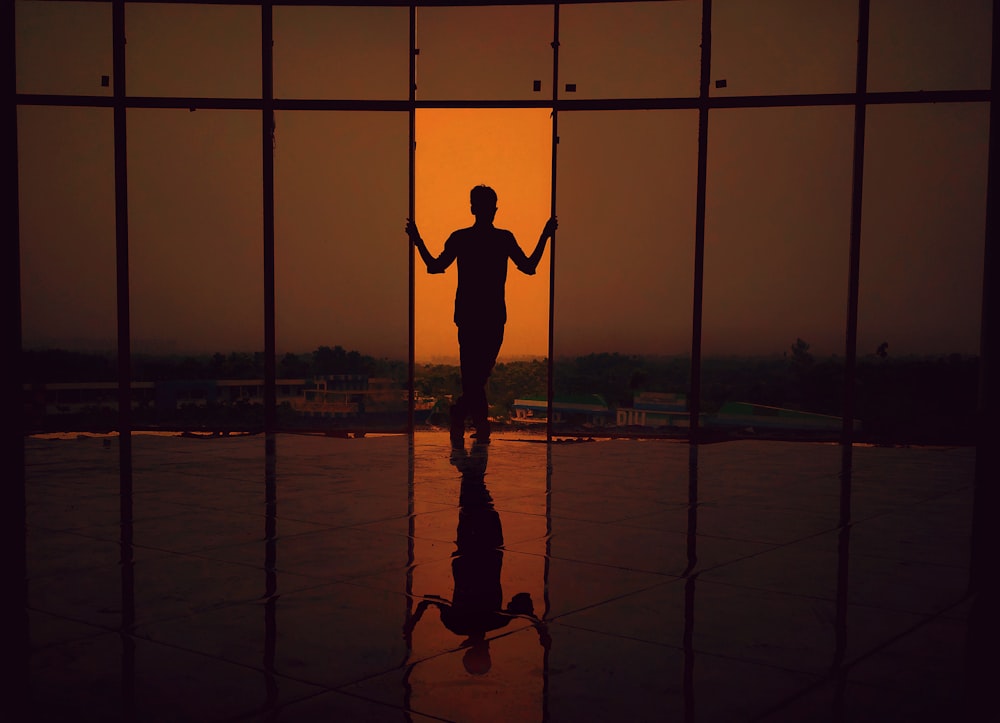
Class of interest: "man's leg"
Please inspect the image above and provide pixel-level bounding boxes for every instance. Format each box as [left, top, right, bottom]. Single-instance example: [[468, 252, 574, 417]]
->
[[458, 324, 504, 443], [453, 329, 477, 447], [449, 397, 466, 447]]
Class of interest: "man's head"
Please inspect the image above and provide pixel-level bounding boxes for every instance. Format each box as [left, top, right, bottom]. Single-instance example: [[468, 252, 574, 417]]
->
[[462, 639, 492, 675], [470, 185, 498, 224]]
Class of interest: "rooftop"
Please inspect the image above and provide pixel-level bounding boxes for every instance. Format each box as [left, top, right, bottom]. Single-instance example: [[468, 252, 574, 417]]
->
[[23, 431, 980, 721]]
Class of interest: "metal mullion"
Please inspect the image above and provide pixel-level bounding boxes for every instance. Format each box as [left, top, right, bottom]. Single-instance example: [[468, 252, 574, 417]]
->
[[112, 0, 133, 520], [969, 0, 1000, 598], [842, 0, 870, 446], [263, 2, 276, 432], [689, 0, 711, 440], [4, 0, 29, 707], [111, 2, 137, 719], [408, 2, 416, 432], [546, 3, 559, 440]]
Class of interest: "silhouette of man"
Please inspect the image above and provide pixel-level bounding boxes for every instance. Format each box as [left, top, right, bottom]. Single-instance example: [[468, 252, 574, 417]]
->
[[407, 185, 556, 446], [402, 444, 550, 674]]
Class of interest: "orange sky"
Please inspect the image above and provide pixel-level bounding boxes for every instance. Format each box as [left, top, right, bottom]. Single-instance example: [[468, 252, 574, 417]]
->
[[415, 109, 552, 362], [14, 1, 994, 361]]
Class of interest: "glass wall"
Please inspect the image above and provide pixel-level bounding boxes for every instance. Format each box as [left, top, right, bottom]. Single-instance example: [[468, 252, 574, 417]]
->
[[127, 109, 264, 431], [14, 0, 993, 445], [415, 4, 552, 101], [18, 106, 119, 432], [868, 0, 992, 93], [125, 2, 261, 99], [274, 111, 409, 433], [273, 5, 409, 101], [16, 0, 113, 97], [855, 0, 991, 444], [710, 0, 858, 97], [701, 106, 855, 437], [560, 0, 701, 99], [551, 110, 698, 437], [857, 103, 988, 443]]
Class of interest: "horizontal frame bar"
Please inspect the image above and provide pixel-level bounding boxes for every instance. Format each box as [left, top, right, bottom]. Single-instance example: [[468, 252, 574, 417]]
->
[[15, 88, 992, 112]]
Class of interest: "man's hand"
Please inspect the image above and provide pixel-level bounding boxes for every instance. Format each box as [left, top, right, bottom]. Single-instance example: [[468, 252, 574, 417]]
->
[[405, 218, 421, 245], [543, 216, 558, 239]]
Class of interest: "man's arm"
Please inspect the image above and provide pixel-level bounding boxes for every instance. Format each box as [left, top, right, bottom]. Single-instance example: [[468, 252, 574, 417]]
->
[[406, 219, 455, 274], [512, 216, 557, 275], [403, 597, 447, 645]]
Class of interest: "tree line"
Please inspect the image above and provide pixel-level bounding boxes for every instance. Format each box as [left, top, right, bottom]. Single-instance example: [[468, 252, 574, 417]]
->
[[22, 346, 406, 384], [24, 341, 980, 442]]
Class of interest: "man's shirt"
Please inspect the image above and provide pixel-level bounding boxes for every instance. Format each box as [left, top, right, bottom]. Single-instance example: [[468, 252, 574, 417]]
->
[[428, 224, 535, 327]]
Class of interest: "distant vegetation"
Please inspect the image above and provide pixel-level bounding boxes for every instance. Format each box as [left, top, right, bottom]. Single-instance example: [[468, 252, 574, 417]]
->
[[22, 346, 406, 384], [24, 339, 980, 443]]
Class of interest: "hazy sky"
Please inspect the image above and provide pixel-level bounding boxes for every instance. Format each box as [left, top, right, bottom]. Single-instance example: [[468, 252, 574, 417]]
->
[[15, 0, 992, 363]]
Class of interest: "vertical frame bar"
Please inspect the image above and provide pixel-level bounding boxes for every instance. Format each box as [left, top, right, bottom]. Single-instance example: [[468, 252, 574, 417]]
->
[[113, 0, 132, 483], [112, 1, 136, 717], [971, 0, 1000, 592], [408, 3, 417, 432], [968, 0, 1000, 676], [263, 0, 278, 669], [3, 0, 28, 707], [842, 0, 870, 445], [689, 0, 712, 439], [546, 2, 559, 440], [263, 1, 276, 433]]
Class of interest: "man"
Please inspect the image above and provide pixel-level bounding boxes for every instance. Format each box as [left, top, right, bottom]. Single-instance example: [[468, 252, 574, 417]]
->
[[407, 185, 556, 446]]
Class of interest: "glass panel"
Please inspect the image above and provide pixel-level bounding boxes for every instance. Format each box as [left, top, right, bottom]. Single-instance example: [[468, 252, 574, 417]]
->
[[16, 0, 112, 97], [868, 0, 992, 92], [19, 106, 119, 432], [552, 111, 697, 437], [127, 109, 263, 432], [560, 0, 701, 99], [126, 3, 260, 99], [416, 5, 552, 100], [702, 106, 855, 438], [414, 109, 552, 439], [274, 111, 409, 433], [857, 103, 987, 444], [273, 5, 409, 100], [711, 0, 858, 97]]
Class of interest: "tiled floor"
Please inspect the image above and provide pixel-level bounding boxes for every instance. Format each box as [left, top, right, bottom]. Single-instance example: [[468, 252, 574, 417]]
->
[[23, 431, 977, 721]]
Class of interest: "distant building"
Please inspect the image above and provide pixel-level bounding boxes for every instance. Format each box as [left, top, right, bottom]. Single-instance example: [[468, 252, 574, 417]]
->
[[24, 379, 307, 418], [616, 392, 688, 428], [290, 375, 404, 420], [512, 394, 612, 427], [24, 381, 155, 417]]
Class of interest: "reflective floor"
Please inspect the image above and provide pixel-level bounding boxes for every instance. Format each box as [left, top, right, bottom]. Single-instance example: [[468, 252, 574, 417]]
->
[[25, 431, 976, 721]]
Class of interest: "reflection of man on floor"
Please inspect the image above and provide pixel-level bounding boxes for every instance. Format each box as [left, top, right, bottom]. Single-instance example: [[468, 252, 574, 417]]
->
[[403, 444, 550, 674], [407, 185, 556, 447]]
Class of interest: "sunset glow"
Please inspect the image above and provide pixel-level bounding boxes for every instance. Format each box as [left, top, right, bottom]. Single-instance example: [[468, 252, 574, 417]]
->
[[14, 1, 991, 362], [415, 108, 552, 363]]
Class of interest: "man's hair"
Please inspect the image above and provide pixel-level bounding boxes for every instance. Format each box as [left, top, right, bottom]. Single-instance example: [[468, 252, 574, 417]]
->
[[470, 185, 498, 211]]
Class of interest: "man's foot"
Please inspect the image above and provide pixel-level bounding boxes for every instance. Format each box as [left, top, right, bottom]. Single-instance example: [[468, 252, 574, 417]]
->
[[472, 419, 491, 445]]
